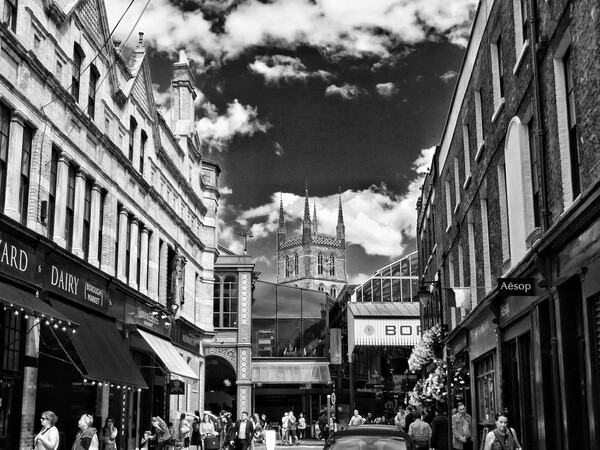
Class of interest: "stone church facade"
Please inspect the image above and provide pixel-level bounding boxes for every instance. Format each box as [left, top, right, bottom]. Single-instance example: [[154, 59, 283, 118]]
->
[[276, 190, 347, 297]]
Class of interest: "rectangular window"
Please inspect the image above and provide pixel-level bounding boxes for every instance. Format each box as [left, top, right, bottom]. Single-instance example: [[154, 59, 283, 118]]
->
[[48, 147, 59, 238], [140, 130, 147, 174], [82, 178, 92, 259], [498, 163, 511, 260], [462, 124, 471, 179], [87, 66, 98, 119], [125, 217, 131, 279], [129, 116, 137, 161], [116, 204, 121, 271], [136, 224, 142, 286], [564, 48, 580, 198], [475, 352, 497, 422], [71, 45, 82, 101], [65, 165, 76, 250], [491, 37, 505, 115], [453, 157, 461, 209], [2, 309, 23, 372], [0, 104, 10, 211], [445, 180, 452, 230], [3, 0, 17, 32], [527, 123, 541, 228], [475, 90, 484, 157], [97, 190, 104, 264], [19, 125, 33, 224]]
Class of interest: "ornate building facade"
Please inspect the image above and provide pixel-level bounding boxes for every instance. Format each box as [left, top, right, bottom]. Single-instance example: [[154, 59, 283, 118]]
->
[[0, 0, 219, 447], [277, 189, 347, 297]]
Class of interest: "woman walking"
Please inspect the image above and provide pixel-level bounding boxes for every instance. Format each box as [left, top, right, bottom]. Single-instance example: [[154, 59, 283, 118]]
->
[[99, 417, 118, 450], [483, 414, 522, 450], [190, 411, 202, 450], [33, 411, 60, 450]]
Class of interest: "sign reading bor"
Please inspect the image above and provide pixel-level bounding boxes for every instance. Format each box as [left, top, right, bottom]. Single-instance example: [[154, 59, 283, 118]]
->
[[353, 318, 421, 346], [497, 278, 536, 297]]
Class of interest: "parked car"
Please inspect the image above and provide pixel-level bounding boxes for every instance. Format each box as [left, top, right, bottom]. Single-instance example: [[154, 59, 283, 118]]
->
[[323, 424, 415, 450]]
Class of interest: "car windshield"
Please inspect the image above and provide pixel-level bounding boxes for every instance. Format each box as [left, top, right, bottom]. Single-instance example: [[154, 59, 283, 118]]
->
[[326, 435, 409, 450]]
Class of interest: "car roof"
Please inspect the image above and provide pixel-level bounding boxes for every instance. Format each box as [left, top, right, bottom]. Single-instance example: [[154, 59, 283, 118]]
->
[[330, 424, 411, 438]]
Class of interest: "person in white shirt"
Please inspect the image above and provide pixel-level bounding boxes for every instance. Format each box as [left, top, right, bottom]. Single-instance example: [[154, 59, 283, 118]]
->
[[34, 411, 60, 450]]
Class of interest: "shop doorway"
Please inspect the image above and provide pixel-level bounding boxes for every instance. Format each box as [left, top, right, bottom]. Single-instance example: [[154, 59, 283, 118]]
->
[[204, 356, 236, 415]]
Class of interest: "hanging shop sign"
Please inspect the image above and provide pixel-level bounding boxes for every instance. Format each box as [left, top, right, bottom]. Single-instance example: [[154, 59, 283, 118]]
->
[[497, 278, 535, 296], [168, 379, 185, 395], [43, 254, 108, 313], [172, 320, 200, 353], [125, 298, 172, 337], [352, 318, 421, 346]]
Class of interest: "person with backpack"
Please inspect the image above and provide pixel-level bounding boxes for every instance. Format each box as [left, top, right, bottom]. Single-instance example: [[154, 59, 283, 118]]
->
[[72, 414, 99, 450], [34, 411, 60, 450]]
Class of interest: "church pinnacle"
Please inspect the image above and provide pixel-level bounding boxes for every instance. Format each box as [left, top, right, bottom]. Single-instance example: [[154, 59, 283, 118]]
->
[[336, 188, 345, 240], [302, 186, 312, 242], [313, 201, 318, 235]]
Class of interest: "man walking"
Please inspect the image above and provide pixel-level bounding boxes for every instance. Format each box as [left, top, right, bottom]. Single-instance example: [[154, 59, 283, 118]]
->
[[430, 407, 449, 450], [232, 411, 254, 450], [348, 410, 365, 426], [408, 411, 432, 450], [452, 403, 472, 450], [281, 412, 290, 445]]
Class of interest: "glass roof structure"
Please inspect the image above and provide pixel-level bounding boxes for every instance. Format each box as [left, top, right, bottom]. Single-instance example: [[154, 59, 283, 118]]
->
[[354, 251, 419, 303]]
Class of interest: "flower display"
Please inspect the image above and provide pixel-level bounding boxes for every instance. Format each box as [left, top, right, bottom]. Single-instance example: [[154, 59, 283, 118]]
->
[[407, 324, 443, 372]]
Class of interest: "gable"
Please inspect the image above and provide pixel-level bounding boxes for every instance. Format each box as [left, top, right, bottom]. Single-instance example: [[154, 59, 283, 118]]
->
[[75, 0, 103, 49]]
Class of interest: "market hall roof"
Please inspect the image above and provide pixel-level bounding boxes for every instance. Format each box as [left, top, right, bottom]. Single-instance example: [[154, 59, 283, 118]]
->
[[347, 301, 420, 318]]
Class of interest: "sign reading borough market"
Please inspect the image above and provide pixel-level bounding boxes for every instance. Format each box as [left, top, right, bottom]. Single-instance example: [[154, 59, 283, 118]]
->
[[497, 278, 536, 296]]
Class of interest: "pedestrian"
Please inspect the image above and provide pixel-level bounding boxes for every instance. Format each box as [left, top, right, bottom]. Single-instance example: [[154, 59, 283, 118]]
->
[[34, 410, 60, 450], [483, 414, 522, 450], [317, 413, 328, 440], [365, 413, 374, 424], [252, 413, 263, 443], [408, 411, 432, 450], [222, 414, 235, 450], [190, 411, 202, 450], [430, 407, 449, 450], [297, 413, 306, 441], [288, 411, 298, 445], [72, 414, 100, 450], [179, 413, 191, 450], [99, 417, 118, 450], [231, 411, 254, 450], [403, 406, 416, 433], [140, 430, 153, 450], [423, 407, 435, 425], [151, 416, 171, 450], [280, 412, 290, 445], [394, 407, 406, 430], [167, 422, 177, 450], [451, 403, 472, 450], [348, 409, 365, 426]]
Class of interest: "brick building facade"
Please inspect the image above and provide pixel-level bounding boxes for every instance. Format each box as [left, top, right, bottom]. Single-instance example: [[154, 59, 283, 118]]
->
[[277, 189, 347, 297], [0, 0, 220, 447], [417, 0, 600, 449]]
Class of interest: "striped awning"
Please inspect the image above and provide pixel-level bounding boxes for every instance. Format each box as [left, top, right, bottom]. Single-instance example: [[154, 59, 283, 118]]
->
[[252, 362, 331, 384]]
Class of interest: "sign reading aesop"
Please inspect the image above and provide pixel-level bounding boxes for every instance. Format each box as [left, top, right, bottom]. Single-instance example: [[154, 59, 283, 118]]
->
[[498, 278, 535, 297]]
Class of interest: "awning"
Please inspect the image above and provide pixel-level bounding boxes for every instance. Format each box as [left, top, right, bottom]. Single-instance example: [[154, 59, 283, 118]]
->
[[252, 361, 331, 384], [0, 281, 76, 326], [137, 329, 198, 380], [50, 300, 147, 388]]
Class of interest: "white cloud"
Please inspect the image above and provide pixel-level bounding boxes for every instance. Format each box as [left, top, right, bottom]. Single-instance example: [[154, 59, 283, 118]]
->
[[348, 272, 373, 285], [249, 55, 332, 84], [220, 186, 233, 195], [325, 83, 368, 100], [230, 151, 434, 258], [196, 99, 271, 151], [105, 0, 478, 63], [440, 70, 457, 83], [376, 82, 400, 97]]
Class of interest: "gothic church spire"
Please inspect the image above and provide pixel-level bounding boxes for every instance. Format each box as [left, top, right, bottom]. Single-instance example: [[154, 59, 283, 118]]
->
[[336, 188, 345, 240]]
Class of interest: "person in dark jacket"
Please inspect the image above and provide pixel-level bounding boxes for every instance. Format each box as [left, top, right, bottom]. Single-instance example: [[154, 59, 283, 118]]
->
[[72, 414, 99, 450], [403, 406, 416, 433], [430, 407, 449, 450], [231, 411, 254, 450]]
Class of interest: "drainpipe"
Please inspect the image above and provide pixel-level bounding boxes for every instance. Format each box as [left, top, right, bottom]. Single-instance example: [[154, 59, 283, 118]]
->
[[528, 0, 562, 446], [529, 0, 550, 232]]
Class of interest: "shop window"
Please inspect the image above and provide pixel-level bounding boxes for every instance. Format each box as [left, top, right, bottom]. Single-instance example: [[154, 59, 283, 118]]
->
[[475, 352, 496, 423]]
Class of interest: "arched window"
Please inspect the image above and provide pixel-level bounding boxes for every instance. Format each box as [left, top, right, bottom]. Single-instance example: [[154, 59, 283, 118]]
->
[[330, 286, 337, 297], [214, 275, 238, 328], [318, 284, 326, 292], [329, 254, 335, 276], [294, 253, 299, 276], [285, 256, 291, 277], [318, 253, 324, 275]]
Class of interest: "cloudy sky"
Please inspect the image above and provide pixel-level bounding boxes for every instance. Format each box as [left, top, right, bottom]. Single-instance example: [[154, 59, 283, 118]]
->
[[105, 0, 477, 284]]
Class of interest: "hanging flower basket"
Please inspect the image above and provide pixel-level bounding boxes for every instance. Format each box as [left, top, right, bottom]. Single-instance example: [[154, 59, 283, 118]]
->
[[408, 324, 443, 373]]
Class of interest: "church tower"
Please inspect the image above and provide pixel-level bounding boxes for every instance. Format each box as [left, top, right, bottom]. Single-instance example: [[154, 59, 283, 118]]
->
[[276, 189, 347, 298]]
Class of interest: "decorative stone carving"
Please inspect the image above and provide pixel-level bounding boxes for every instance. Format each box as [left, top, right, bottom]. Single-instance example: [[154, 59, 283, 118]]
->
[[206, 347, 237, 370]]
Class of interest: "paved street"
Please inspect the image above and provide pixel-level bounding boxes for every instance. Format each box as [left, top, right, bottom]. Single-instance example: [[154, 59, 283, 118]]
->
[[254, 439, 324, 450]]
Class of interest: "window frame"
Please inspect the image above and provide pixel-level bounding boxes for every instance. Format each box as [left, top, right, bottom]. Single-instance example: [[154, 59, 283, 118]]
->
[[65, 164, 76, 250], [19, 124, 33, 225], [0, 103, 11, 211]]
